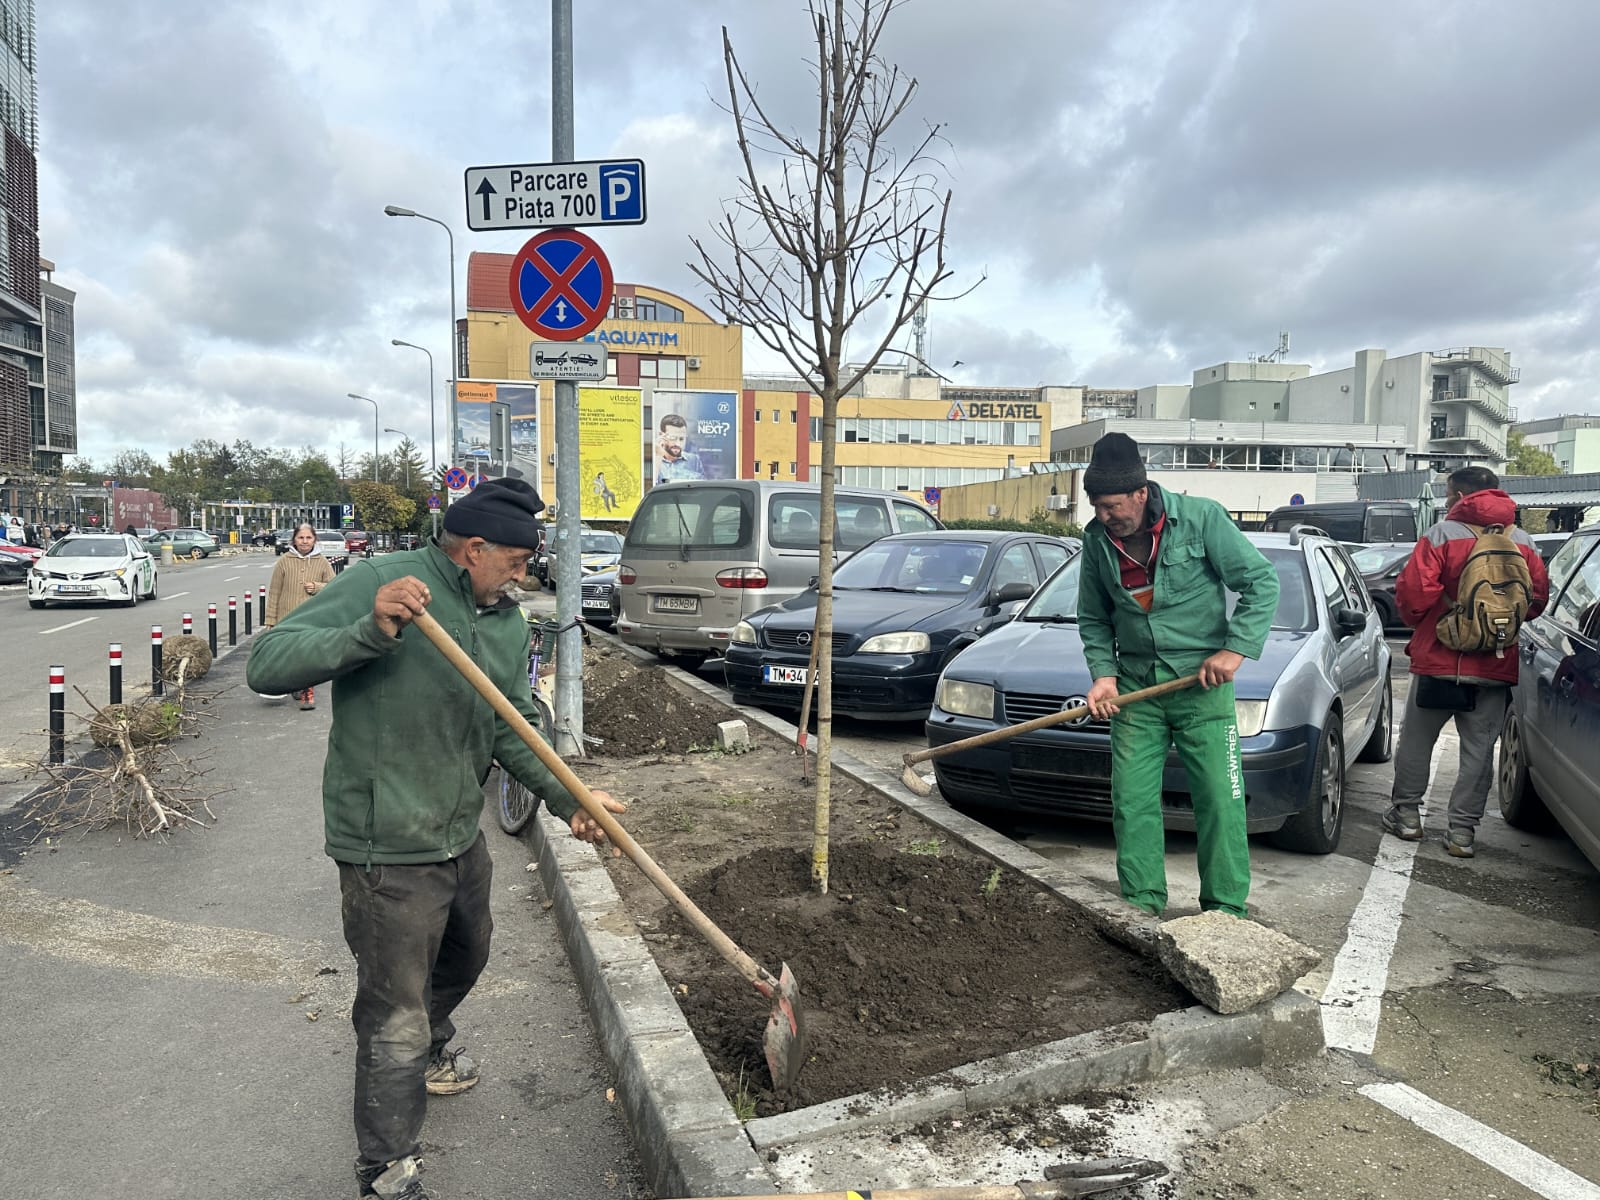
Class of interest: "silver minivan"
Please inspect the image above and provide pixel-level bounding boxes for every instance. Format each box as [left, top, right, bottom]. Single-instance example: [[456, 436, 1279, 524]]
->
[[615, 480, 941, 666]]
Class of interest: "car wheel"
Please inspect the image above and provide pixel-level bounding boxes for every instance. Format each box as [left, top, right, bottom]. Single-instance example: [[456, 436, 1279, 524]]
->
[[1357, 672, 1393, 763], [1371, 595, 1398, 630], [145, 573, 158, 600], [28, 599, 44, 609], [1271, 717, 1345, 854], [1497, 705, 1555, 831], [668, 651, 709, 672]]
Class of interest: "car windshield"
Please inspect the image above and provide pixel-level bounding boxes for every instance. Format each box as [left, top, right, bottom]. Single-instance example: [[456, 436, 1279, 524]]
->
[[1018, 546, 1315, 631], [1348, 545, 1411, 574], [833, 538, 988, 594], [47, 537, 127, 559], [581, 532, 622, 554]]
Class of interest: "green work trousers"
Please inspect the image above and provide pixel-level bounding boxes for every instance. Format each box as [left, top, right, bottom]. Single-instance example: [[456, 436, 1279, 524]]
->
[[1109, 663, 1250, 917]]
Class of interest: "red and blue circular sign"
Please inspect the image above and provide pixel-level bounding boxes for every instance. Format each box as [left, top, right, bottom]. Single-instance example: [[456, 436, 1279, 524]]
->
[[444, 467, 469, 490], [509, 229, 614, 341]]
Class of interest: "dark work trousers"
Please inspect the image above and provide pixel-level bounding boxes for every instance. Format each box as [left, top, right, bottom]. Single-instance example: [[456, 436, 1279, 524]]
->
[[338, 832, 494, 1170]]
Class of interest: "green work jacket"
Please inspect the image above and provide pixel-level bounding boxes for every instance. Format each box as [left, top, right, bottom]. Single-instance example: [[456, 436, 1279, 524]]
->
[[246, 542, 577, 866], [1078, 485, 1279, 684]]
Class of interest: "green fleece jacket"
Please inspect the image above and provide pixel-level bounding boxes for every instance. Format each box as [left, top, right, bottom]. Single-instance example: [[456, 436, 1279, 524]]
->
[[246, 542, 578, 866], [1078, 485, 1279, 684]]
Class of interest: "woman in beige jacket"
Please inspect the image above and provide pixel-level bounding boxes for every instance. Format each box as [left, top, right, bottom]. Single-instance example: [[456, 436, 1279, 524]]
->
[[264, 523, 335, 709]]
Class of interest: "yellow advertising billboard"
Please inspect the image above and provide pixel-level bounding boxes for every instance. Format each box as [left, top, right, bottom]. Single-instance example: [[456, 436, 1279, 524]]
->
[[579, 387, 643, 520]]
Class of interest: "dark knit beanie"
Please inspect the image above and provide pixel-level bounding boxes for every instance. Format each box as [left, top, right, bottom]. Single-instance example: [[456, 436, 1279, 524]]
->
[[1083, 432, 1148, 498], [443, 477, 545, 549]]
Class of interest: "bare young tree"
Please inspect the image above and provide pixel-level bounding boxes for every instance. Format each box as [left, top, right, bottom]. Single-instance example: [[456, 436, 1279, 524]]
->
[[691, 0, 974, 893]]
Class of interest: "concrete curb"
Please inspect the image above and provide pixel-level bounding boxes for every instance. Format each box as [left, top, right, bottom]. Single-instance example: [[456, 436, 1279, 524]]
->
[[535, 640, 1326, 1194]]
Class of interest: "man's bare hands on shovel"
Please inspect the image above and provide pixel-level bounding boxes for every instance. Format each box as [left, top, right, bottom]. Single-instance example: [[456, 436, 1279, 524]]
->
[[1198, 649, 1244, 688], [1087, 676, 1121, 720], [374, 577, 432, 638], [572, 792, 626, 856]]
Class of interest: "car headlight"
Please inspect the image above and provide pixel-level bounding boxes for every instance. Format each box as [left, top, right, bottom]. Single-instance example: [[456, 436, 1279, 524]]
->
[[857, 631, 930, 654], [731, 621, 757, 645], [936, 678, 995, 719], [1234, 699, 1268, 738]]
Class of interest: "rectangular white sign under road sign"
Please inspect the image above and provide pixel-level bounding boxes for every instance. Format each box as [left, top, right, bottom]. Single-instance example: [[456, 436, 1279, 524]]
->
[[464, 159, 646, 232], [530, 343, 609, 381]]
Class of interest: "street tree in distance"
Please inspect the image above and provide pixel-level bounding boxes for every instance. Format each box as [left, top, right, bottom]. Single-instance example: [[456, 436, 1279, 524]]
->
[[1506, 430, 1561, 477], [690, 0, 975, 893]]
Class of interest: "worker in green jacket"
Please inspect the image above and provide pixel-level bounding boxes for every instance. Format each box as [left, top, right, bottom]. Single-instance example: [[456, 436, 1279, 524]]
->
[[248, 477, 622, 1200], [1078, 433, 1279, 918]]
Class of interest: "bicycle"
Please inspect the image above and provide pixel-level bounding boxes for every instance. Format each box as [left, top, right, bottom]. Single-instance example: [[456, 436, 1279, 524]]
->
[[497, 616, 559, 835]]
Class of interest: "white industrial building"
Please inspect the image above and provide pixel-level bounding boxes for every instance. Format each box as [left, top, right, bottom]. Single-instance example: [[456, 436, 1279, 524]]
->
[[1512, 414, 1600, 475]]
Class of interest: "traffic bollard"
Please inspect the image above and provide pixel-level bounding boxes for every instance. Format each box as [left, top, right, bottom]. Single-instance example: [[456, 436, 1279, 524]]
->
[[257, 587, 266, 625], [48, 666, 64, 765], [151, 626, 164, 697], [228, 597, 238, 647], [109, 642, 122, 706], [244, 593, 252, 636], [182, 612, 193, 637], [208, 604, 218, 656]]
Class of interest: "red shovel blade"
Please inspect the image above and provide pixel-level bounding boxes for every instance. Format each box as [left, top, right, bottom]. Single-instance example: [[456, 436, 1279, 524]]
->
[[761, 961, 807, 1091]]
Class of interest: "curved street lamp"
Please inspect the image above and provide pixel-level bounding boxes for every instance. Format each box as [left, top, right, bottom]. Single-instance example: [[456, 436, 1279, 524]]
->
[[348, 393, 379, 481], [383, 206, 458, 464], [383, 428, 413, 489]]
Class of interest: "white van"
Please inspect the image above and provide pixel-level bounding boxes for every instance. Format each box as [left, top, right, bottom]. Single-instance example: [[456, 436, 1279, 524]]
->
[[615, 480, 941, 667]]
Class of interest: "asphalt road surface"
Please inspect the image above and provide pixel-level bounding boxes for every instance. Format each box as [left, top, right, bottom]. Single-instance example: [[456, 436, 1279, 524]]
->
[[0, 551, 281, 804]]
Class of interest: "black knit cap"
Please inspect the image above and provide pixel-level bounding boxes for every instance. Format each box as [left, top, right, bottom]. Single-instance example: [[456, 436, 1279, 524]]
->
[[443, 477, 545, 549], [1083, 432, 1148, 499]]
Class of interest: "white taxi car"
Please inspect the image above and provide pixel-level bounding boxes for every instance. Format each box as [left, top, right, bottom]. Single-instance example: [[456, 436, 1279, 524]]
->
[[28, 533, 159, 609]]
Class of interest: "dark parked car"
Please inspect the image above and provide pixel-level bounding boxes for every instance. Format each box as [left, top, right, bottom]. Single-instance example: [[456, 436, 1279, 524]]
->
[[925, 530, 1392, 854], [581, 567, 619, 629], [273, 528, 297, 555], [1348, 542, 1415, 630], [1261, 500, 1417, 544], [0, 544, 32, 583], [1499, 526, 1600, 872], [723, 530, 1080, 719]]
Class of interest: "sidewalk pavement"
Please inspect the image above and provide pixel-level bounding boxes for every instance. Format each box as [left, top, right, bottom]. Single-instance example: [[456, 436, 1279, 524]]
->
[[0, 636, 648, 1200]]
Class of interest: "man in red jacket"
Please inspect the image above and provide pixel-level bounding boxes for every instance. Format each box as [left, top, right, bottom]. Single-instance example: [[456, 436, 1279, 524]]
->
[[1382, 466, 1549, 857]]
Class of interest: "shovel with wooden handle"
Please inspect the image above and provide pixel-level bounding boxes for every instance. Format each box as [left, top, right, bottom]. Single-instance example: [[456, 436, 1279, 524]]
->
[[900, 674, 1201, 795], [411, 608, 809, 1091]]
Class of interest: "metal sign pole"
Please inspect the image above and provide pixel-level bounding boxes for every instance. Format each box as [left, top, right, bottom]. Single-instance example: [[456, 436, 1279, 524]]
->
[[550, 0, 583, 758]]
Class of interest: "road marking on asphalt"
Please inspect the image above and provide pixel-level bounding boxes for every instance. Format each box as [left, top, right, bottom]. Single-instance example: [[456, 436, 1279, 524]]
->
[[41, 617, 98, 634], [165, 591, 190, 600], [1361, 1082, 1600, 1199], [1319, 833, 1419, 1053], [225, 575, 241, 581]]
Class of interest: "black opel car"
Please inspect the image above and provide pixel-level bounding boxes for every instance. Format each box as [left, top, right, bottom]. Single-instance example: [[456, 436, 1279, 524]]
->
[[722, 530, 1079, 719]]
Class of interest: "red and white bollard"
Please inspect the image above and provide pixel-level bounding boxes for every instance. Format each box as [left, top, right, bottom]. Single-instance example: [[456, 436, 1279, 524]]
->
[[228, 596, 238, 647], [48, 666, 65, 765], [182, 611, 193, 637], [109, 642, 123, 706], [208, 603, 218, 655], [151, 626, 165, 697]]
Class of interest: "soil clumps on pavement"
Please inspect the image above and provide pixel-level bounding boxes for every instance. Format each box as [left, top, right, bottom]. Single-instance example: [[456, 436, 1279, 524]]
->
[[576, 644, 1189, 1117]]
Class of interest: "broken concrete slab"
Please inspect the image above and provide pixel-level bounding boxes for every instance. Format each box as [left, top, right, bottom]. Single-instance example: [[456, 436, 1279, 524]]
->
[[1156, 911, 1321, 1015], [715, 718, 750, 753]]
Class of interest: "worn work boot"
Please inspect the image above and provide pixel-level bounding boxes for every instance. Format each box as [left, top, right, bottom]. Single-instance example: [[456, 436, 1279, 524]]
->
[[357, 1156, 432, 1199], [424, 1045, 479, 1096], [1445, 827, 1476, 858], [1381, 805, 1423, 841], [299, 685, 315, 711]]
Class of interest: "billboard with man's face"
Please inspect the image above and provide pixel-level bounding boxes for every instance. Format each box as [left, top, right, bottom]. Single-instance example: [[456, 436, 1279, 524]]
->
[[652, 390, 738, 485]]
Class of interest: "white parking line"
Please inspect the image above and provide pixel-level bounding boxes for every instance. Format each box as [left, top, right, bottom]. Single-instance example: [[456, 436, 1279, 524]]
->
[[41, 617, 97, 634], [164, 592, 190, 600], [1319, 833, 1419, 1053], [224, 576, 241, 581], [1361, 1083, 1600, 1199]]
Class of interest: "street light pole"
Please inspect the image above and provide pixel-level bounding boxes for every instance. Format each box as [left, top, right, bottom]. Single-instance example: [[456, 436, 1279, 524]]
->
[[383, 207, 458, 469], [383, 428, 412, 489], [300, 479, 310, 522], [348, 393, 379, 481], [391, 338, 440, 536]]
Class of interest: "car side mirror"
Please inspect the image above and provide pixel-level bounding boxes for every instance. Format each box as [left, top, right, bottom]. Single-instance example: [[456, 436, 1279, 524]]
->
[[1334, 605, 1366, 637], [808, 575, 819, 589], [988, 580, 1036, 607]]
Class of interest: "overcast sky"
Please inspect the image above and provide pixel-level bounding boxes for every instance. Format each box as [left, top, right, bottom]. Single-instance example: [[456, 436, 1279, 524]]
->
[[39, 0, 1600, 470]]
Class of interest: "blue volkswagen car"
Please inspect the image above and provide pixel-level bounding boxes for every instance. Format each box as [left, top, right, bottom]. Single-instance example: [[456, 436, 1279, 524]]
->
[[924, 530, 1391, 854], [723, 530, 1079, 719]]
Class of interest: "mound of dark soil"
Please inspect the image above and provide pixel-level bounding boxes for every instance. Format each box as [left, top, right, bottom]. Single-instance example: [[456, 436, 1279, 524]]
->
[[573, 651, 1189, 1119]]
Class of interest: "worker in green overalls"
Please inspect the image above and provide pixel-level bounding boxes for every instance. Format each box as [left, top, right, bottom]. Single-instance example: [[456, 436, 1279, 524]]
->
[[1078, 433, 1279, 917]]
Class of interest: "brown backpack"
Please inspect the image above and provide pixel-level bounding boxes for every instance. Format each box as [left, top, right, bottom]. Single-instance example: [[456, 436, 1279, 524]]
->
[[1436, 523, 1533, 657]]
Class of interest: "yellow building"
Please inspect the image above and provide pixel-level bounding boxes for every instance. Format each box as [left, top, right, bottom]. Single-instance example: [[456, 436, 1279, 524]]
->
[[465, 254, 742, 504]]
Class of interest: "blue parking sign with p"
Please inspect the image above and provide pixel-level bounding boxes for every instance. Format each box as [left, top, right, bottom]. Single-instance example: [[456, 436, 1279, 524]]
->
[[599, 162, 644, 223]]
